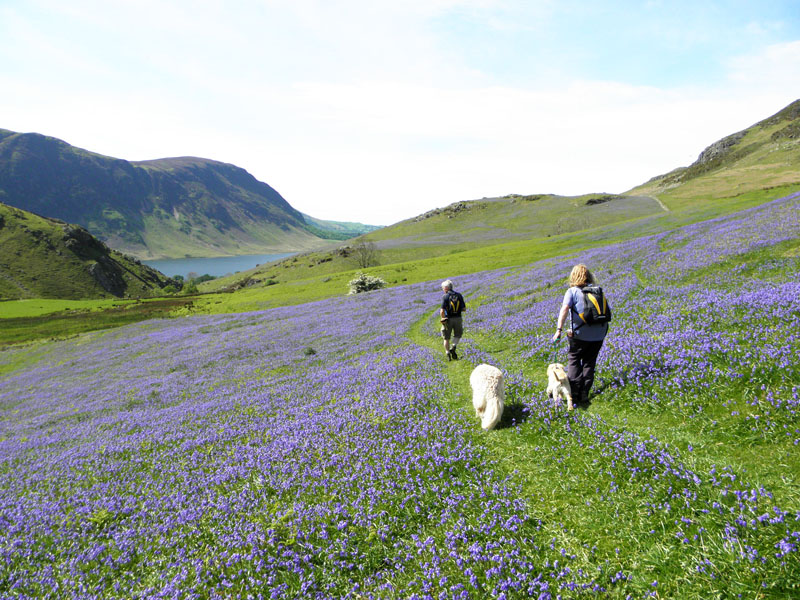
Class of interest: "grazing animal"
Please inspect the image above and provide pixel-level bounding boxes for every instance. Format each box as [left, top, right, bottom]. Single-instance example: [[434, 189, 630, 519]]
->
[[546, 363, 573, 411], [470, 364, 505, 430]]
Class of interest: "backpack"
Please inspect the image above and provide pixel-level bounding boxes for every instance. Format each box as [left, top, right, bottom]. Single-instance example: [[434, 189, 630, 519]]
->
[[445, 291, 464, 316], [576, 285, 611, 327]]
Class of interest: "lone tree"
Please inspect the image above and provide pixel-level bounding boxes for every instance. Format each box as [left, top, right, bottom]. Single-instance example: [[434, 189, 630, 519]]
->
[[349, 240, 380, 269]]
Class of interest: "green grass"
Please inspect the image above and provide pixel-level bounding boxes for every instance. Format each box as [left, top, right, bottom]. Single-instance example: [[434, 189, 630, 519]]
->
[[403, 235, 800, 598], [0, 298, 139, 319], [0, 297, 195, 349], [3, 185, 797, 345], [198, 184, 797, 295], [629, 112, 800, 208]]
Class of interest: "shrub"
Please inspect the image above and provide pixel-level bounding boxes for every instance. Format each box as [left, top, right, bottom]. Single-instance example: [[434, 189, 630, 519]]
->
[[348, 240, 380, 269], [347, 272, 386, 294]]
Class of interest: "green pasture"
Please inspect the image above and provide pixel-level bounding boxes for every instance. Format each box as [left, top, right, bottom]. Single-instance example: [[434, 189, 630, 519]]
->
[[0, 298, 136, 319], [185, 184, 799, 312], [0, 297, 194, 351], [198, 184, 798, 293], [1, 184, 797, 347]]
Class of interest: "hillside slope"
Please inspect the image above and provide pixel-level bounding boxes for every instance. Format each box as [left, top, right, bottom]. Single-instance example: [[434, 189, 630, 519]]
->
[[365, 193, 662, 249], [0, 202, 176, 299], [629, 99, 800, 206], [0, 130, 332, 259], [195, 100, 800, 297]]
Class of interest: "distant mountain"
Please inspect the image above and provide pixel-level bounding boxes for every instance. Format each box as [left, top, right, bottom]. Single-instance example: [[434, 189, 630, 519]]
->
[[629, 99, 800, 203], [0, 130, 333, 259], [301, 213, 382, 240], [0, 202, 176, 299]]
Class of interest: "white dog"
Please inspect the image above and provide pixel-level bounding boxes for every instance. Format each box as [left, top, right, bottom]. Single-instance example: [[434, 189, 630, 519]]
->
[[470, 364, 504, 431], [546, 363, 573, 411]]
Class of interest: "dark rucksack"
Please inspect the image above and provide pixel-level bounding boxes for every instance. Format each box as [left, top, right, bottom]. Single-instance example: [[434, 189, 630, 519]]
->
[[444, 291, 464, 316], [576, 285, 611, 327]]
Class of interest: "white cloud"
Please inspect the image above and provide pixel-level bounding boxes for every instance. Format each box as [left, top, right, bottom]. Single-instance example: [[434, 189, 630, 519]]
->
[[1, 2, 797, 226], [726, 40, 800, 88]]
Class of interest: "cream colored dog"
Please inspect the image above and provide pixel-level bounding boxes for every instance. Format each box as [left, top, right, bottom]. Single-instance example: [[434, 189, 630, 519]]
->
[[470, 364, 504, 430], [546, 363, 573, 411]]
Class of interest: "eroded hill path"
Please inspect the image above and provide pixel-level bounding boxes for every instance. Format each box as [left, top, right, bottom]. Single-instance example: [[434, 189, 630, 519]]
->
[[646, 193, 670, 211]]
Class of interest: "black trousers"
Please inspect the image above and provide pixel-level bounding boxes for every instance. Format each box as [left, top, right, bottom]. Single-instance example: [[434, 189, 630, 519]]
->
[[567, 337, 604, 403]]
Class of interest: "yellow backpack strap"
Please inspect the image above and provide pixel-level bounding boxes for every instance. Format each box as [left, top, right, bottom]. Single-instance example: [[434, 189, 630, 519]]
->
[[586, 292, 602, 315]]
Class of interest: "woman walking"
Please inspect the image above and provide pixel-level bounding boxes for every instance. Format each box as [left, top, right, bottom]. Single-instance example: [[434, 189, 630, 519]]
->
[[552, 264, 609, 408]]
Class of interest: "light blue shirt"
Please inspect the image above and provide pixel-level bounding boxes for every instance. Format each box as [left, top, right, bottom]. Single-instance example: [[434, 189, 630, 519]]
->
[[563, 287, 608, 342]]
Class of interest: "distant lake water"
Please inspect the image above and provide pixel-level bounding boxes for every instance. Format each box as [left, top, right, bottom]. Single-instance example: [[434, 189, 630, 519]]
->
[[143, 253, 296, 279]]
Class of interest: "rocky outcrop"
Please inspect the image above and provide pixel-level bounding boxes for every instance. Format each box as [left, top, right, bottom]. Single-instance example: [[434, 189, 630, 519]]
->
[[62, 224, 109, 259], [693, 131, 746, 166], [87, 257, 126, 296], [414, 201, 478, 222]]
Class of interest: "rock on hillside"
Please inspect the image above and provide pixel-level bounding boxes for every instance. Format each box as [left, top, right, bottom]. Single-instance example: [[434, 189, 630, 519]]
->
[[0, 202, 177, 300]]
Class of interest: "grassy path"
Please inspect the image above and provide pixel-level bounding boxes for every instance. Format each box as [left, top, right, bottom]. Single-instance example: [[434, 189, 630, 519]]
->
[[404, 310, 636, 590], [405, 306, 800, 598]]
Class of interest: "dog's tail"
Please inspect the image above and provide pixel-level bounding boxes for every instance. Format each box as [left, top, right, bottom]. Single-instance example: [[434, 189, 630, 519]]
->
[[482, 401, 500, 430], [481, 376, 504, 431]]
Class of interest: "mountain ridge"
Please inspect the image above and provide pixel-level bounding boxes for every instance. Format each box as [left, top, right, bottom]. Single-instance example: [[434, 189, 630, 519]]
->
[[0, 130, 338, 259]]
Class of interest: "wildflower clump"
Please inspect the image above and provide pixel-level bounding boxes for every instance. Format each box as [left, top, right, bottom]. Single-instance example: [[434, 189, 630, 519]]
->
[[347, 271, 386, 294]]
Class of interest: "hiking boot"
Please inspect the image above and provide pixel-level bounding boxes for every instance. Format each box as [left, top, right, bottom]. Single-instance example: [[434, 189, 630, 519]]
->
[[446, 350, 452, 361], [450, 347, 458, 360]]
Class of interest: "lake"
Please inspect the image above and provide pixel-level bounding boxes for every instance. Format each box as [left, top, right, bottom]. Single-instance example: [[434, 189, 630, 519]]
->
[[143, 252, 295, 279]]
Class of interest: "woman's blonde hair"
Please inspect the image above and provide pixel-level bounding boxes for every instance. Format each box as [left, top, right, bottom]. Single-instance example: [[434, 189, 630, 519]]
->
[[568, 264, 595, 287]]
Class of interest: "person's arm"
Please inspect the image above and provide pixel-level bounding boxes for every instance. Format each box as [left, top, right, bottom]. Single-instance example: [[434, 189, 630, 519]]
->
[[552, 303, 570, 341]]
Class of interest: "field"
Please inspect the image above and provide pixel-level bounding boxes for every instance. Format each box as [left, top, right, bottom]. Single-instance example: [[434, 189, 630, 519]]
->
[[1, 191, 800, 599], [193, 185, 798, 308]]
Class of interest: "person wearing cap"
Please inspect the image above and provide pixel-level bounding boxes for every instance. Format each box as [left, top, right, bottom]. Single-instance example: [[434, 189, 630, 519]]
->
[[440, 279, 466, 360]]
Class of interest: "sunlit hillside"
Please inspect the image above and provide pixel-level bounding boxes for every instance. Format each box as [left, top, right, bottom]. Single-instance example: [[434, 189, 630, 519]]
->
[[196, 100, 799, 300], [629, 99, 800, 208]]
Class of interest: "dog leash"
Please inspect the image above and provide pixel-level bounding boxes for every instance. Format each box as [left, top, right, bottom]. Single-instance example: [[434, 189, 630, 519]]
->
[[549, 338, 560, 364]]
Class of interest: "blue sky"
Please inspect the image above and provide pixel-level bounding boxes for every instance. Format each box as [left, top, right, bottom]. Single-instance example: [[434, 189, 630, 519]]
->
[[1, 0, 798, 225]]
